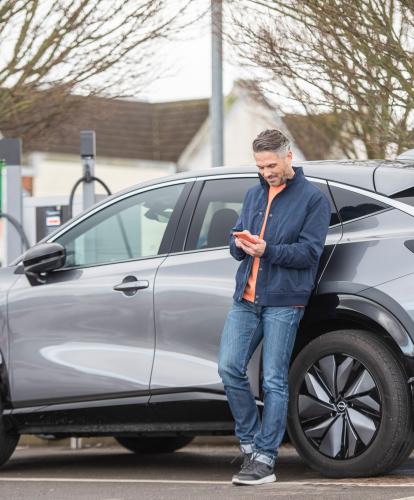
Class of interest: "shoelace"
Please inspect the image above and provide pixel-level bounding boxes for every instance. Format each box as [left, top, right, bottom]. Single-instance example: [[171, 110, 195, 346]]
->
[[230, 450, 255, 465], [230, 451, 245, 464], [240, 451, 259, 472]]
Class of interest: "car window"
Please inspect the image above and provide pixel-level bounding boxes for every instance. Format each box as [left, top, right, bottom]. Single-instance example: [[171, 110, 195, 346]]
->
[[390, 187, 414, 207], [56, 184, 184, 268], [328, 184, 390, 223], [308, 180, 340, 226], [185, 177, 257, 251]]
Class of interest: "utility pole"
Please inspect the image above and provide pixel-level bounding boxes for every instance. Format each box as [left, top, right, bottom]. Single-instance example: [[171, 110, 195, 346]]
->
[[210, 0, 224, 167]]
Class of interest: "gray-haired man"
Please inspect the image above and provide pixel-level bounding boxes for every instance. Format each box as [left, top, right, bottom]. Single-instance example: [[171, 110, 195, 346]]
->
[[218, 129, 331, 485]]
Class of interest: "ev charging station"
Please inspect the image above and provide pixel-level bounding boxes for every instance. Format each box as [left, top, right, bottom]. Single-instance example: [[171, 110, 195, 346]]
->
[[0, 138, 26, 264], [0, 131, 110, 266]]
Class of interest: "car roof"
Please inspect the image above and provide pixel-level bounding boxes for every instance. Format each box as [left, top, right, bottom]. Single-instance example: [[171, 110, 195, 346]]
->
[[96, 159, 414, 203], [117, 159, 414, 197], [300, 160, 414, 196]]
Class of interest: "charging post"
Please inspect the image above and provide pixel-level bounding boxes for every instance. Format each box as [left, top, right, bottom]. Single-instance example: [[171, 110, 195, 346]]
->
[[0, 138, 24, 265], [80, 130, 96, 212], [0, 158, 4, 213]]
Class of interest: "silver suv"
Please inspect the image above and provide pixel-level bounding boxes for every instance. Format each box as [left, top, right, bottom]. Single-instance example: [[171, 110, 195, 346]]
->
[[1, 160, 414, 477]]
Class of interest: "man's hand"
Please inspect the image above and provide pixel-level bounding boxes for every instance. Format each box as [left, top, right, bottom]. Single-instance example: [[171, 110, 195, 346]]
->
[[234, 231, 266, 257]]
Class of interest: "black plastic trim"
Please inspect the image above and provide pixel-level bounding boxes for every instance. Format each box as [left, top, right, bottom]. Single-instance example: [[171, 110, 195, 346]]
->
[[11, 389, 151, 410], [309, 289, 414, 357], [404, 240, 414, 253], [158, 181, 194, 255], [170, 180, 203, 253]]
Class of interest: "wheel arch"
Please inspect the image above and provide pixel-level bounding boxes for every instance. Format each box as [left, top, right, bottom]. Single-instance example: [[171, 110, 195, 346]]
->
[[294, 293, 414, 379]]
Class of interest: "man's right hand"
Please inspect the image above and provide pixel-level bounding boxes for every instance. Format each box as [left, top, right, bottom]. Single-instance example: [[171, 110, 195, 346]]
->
[[234, 230, 259, 250], [234, 237, 244, 249]]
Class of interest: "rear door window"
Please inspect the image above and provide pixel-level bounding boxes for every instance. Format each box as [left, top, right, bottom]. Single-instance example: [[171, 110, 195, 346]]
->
[[390, 187, 414, 207], [328, 185, 390, 224], [308, 180, 340, 226]]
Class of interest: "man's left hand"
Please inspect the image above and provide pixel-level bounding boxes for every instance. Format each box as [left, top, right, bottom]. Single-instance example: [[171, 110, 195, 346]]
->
[[237, 237, 267, 257]]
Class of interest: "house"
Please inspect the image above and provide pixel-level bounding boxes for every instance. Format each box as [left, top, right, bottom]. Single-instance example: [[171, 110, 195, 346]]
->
[[178, 81, 346, 170], [0, 82, 343, 199]]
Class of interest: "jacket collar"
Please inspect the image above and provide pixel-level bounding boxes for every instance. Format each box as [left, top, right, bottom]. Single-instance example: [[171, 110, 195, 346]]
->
[[258, 166, 304, 192]]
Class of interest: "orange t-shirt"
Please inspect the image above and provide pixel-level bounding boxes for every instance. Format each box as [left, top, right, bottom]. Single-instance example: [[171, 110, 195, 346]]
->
[[243, 184, 285, 303], [242, 184, 305, 307]]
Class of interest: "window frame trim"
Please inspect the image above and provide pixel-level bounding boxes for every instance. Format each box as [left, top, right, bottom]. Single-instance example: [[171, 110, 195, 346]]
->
[[13, 178, 195, 269], [195, 173, 414, 218], [176, 174, 414, 255], [47, 178, 195, 245], [13, 173, 414, 266]]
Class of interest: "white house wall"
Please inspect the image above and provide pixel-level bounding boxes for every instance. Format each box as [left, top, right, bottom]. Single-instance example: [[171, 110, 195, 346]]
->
[[29, 153, 176, 197], [178, 95, 306, 171]]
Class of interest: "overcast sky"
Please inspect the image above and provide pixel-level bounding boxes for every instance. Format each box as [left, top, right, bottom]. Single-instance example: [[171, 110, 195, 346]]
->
[[137, 3, 239, 103]]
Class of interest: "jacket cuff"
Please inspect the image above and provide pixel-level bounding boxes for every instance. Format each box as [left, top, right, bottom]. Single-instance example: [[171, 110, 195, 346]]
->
[[230, 239, 246, 261], [262, 242, 276, 262]]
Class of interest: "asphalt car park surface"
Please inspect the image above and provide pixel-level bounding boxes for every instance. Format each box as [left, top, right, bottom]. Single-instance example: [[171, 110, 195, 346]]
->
[[1, 438, 414, 500]]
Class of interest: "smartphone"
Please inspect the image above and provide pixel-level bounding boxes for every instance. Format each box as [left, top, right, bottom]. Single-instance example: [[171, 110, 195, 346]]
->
[[233, 231, 258, 244]]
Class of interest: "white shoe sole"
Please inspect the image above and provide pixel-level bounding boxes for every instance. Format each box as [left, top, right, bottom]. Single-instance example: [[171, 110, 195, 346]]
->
[[232, 473, 276, 485]]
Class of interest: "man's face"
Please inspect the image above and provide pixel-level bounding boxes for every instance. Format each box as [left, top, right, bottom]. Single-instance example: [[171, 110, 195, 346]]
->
[[254, 150, 293, 187]]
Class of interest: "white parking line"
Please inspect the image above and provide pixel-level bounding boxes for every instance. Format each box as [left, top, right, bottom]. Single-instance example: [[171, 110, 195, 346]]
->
[[0, 477, 414, 487]]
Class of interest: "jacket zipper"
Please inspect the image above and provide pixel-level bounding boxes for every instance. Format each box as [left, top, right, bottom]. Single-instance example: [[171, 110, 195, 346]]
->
[[240, 184, 288, 301], [238, 193, 268, 301]]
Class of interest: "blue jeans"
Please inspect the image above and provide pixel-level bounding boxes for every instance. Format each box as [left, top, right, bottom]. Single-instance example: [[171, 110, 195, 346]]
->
[[218, 299, 305, 467]]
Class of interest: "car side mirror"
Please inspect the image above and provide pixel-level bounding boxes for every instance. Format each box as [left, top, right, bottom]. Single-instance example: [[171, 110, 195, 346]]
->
[[22, 242, 66, 283]]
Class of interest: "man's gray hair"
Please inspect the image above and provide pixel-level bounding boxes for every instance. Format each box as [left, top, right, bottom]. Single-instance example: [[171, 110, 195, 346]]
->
[[252, 129, 291, 157]]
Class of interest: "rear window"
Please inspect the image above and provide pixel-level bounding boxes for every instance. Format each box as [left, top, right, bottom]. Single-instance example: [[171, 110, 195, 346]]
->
[[329, 185, 390, 223], [390, 187, 414, 207]]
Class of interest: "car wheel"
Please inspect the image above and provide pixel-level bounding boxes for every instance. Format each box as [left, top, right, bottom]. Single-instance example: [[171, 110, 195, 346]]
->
[[0, 402, 19, 467], [115, 435, 194, 454], [287, 330, 413, 477]]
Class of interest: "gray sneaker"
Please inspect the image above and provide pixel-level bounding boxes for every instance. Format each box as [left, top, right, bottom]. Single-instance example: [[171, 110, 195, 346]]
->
[[232, 456, 276, 485]]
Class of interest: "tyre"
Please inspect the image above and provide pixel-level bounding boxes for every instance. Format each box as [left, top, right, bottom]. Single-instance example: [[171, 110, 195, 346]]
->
[[287, 330, 413, 477], [0, 401, 19, 467], [115, 435, 194, 454]]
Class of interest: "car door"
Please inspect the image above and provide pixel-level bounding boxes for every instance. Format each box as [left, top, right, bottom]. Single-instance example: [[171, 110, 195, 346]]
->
[[149, 175, 342, 422], [7, 181, 190, 407], [150, 175, 261, 422]]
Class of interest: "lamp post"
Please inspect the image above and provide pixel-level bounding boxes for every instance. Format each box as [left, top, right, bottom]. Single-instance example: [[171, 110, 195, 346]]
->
[[210, 0, 224, 167]]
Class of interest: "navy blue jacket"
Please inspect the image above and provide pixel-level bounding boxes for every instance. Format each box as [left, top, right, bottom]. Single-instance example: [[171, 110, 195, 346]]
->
[[230, 166, 331, 307]]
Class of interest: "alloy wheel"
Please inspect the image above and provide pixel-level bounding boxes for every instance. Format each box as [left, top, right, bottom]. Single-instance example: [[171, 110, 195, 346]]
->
[[297, 353, 382, 459]]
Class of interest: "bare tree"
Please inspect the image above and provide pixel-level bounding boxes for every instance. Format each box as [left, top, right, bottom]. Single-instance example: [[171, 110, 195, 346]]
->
[[0, 0, 200, 141], [227, 0, 414, 159]]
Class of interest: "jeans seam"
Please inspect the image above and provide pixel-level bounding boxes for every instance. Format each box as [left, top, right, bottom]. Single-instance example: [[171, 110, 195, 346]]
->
[[242, 319, 262, 370], [282, 309, 297, 367], [256, 307, 301, 462]]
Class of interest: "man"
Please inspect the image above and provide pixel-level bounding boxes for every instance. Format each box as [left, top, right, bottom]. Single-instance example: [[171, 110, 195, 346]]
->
[[218, 129, 331, 486]]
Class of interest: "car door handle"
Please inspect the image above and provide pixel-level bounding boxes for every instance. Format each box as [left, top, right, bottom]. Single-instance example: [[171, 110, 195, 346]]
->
[[114, 281, 149, 291], [113, 276, 149, 295]]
